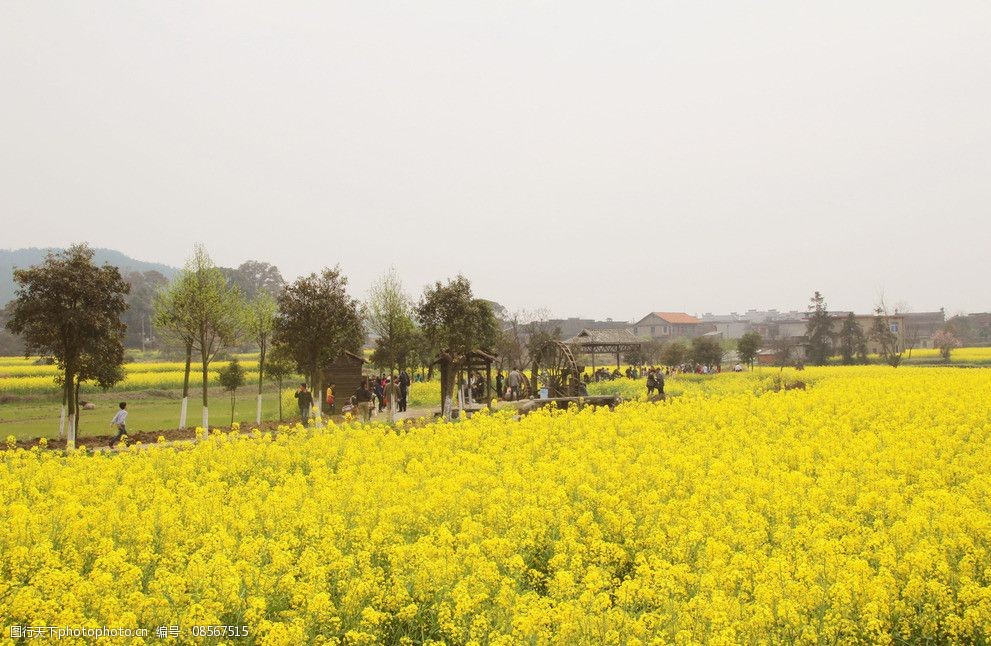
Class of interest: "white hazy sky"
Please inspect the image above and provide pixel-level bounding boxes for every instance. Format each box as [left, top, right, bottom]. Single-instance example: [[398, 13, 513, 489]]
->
[[2, 1, 989, 320]]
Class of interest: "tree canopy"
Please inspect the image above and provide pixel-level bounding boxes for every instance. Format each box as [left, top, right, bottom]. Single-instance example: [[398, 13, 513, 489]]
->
[[274, 267, 365, 406], [366, 268, 418, 372], [838, 313, 867, 365], [5, 244, 129, 446], [736, 331, 762, 369], [416, 275, 498, 359], [805, 291, 833, 366]]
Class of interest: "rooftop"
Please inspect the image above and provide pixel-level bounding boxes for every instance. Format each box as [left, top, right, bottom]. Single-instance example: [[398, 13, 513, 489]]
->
[[651, 312, 701, 324], [566, 328, 642, 345]]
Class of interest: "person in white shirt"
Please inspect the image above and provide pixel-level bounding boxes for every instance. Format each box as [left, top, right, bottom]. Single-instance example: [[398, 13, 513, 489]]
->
[[109, 402, 128, 448]]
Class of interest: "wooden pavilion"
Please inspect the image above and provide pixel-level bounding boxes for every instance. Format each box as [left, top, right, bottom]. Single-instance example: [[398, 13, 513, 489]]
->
[[432, 348, 497, 418], [564, 328, 644, 371]]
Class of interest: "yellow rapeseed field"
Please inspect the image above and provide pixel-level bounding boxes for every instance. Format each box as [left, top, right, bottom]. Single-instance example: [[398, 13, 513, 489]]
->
[[1, 367, 990, 644]]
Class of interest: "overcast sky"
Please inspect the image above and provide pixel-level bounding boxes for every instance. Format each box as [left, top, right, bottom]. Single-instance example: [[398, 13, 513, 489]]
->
[[2, 2, 988, 320]]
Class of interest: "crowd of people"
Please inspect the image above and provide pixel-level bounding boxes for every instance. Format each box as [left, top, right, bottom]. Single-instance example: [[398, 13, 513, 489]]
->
[[294, 370, 413, 425], [290, 360, 742, 423]]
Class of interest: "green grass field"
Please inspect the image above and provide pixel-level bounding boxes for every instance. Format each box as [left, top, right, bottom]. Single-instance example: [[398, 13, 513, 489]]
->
[[0, 384, 294, 440]]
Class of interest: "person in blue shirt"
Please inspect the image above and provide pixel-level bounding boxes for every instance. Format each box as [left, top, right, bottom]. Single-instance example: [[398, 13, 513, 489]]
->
[[109, 402, 128, 448]]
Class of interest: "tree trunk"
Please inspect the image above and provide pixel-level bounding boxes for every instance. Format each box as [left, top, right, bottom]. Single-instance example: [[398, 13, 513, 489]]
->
[[277, 377, 283, 421], [231, 392, 236, 424], [74, 377, 81, 437], [58, 388, 66, 439], [64, 365, 76, 450], [312, 366, 323, 423], [256, 339, 266, 424], [201, 342, 209, 429], [439, 354, 452, 421], [180, 341, 192, 428]]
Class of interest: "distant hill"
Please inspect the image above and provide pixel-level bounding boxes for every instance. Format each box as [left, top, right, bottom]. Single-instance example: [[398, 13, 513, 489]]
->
[[0, 248, 178, 305]]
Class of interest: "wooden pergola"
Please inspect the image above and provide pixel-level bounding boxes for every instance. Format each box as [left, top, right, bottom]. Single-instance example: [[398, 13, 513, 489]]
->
[[432, 349, 497, 418], [564, 328, 644, 370]]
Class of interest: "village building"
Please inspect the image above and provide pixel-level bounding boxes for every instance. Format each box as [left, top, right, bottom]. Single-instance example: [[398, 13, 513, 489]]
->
[[900, 310, 945, 349], [632, 312, 709, 340]]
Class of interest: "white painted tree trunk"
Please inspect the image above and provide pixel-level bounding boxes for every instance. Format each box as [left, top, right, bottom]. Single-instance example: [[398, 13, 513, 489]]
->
[[202, 406, 209, 430], [59, 405, 66, 438], [443, 396, 452, 421], [179, 397, 188, 429], [388, 392, 396, 423], [67, 413, 76, 450], [256, 394, 262, 425]]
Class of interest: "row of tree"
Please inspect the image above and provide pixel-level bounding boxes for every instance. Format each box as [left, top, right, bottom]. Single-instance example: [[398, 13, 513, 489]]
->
[[119, 259, 287, 351], [804, 291, 963, 366], [4, 244, 503, 446]]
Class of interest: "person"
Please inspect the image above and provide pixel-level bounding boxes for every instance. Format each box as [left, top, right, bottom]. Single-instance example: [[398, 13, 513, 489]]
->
[[108, 401, 128, 448], [355, 378, 374, 422], [507, 368, 522, 401], [474, 371, 485, 401], [325, 382, 336, 414], [734, 363, 743, 372], [374, 376, 385, 412], [398, 370, 410, 412], [295, 383, 313, 424], [495, 370, 505, 400], [646, 370, 656, 397], [386, 376, 399, 417], [656, 369, 665, 397]]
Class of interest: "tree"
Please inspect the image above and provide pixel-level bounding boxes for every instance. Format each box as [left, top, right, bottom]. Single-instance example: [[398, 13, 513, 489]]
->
[[690, 336, 724, 368], [932, 329, 961, 361], [522, 319, 561, 366], [624, 345, 646, 366], [416, 276, 499, 412], [805, 291, 834, 366], [274, 267, 365, 420], [417, 276, 499, 357], [246, 291, 277, 423], [869, 305, 900, 366], [494, 324, 524, 372], [122, 270, 169, 349], [221, 260, 285, 300], [366, 268, 418, 372], [265, 346, 296, 422], [218, 357, 246, 424], [736, 331, 762, 370], [185, 245, 246, 428], [769, 336, 796, 367], [837, 312, 868, 365], [642, 339, 665, 365], [153, 271, 199, 428], [5, 245, 129, 448], [494, 309, 556, 372], [660, 341, 687, 368]]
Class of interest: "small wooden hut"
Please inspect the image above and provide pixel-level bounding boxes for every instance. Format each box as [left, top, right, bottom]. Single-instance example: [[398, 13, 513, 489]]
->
[[320, 351, 365, 414]]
